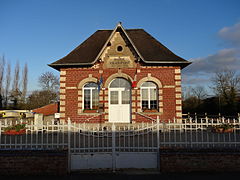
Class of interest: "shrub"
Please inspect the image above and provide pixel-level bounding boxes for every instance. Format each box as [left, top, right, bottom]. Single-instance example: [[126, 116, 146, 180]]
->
[[4, 124, 26, 132]]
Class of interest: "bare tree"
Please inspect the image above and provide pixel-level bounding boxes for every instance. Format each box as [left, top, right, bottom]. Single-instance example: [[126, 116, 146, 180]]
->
[[10, 62, 21, 108], [182, 86, 193, 100], [192, 86, 207, 100], [26, 90, 58, 109], [21, 63, 28, 102], [12, 61, 20, 92], [0, 55, 5, 109], [38, 71, 59, 92], [4, 63, 11, 108], [211, 69, 240, 113], [0, 57, 28, 109], [182, 86, 207, 113]]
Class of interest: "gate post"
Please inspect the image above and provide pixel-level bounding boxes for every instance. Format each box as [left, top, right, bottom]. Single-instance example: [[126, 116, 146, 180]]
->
[[112, 123, 116, 172], [157, 116, 160, 171], [0, 117, 1, 135], [67, 117, 71, 173]]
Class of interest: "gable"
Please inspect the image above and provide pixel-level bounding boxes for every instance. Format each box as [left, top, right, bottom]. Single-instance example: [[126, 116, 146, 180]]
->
[[101, 31, 137, 69]]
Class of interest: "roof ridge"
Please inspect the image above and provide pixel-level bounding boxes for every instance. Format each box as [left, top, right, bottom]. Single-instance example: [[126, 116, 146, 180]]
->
[[97, 29, 112, 31], [33, 103, 57, 110], [126, 28, 144, 30], [97, 28, 144, 31]]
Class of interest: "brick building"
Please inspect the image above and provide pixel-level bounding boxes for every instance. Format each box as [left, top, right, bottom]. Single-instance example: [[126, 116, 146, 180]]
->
[[49, 23, 191, 123]]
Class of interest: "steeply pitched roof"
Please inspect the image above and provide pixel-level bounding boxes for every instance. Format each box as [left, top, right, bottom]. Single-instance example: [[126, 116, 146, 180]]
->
[[126, 29, 186, 62], [51, 30, 112, 65], [49, 25, 190, 70]]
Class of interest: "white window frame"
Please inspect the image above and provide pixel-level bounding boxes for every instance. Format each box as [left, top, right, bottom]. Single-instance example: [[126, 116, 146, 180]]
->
[[82, 83, 98, 110], [140, 82, 158, 111]]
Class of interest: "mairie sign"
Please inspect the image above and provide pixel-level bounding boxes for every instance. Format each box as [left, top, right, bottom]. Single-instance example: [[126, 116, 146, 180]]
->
[[106, 56, 134, 68]]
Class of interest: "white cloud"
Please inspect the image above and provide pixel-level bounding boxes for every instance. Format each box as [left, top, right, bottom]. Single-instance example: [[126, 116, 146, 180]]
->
[[218, 22, 240, 46], [182, 22, 240, 93], [183, 48, 240, 75], [182, 48, 240, 92]]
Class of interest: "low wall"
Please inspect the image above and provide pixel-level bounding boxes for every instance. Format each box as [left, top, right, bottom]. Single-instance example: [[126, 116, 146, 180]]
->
[[1, 148, 240, 174], [160, 148, 240, 173], [0, 150, 68, 175]]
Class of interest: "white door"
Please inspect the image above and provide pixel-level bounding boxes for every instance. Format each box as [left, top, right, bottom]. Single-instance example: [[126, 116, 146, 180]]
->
[[109, 78, 131, 123]]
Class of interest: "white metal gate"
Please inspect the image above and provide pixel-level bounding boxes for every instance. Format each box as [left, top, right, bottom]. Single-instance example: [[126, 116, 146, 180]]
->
[[69, 119, 160, 171]]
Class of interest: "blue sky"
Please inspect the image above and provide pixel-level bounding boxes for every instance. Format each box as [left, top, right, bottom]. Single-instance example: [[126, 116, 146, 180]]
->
[[0, 0, 240, 95]]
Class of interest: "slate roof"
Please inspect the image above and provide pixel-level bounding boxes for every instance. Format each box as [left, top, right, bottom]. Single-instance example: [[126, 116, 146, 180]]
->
[[49, 28, 190, 70]]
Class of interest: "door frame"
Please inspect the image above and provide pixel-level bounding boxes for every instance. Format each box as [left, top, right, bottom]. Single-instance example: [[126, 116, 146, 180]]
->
[[108, 78, 132, 123]]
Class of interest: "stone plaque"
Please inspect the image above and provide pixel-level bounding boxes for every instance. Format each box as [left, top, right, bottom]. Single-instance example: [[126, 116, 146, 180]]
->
[[106, 56, 134, 68], [101, 31, 137, 69]]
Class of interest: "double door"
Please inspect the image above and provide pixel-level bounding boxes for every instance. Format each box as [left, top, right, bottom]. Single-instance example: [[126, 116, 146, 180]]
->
[[109, 87, 131, 123]]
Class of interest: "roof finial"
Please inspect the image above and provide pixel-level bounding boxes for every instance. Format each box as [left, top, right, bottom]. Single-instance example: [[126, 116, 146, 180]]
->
[[118, 21, 122, 26]]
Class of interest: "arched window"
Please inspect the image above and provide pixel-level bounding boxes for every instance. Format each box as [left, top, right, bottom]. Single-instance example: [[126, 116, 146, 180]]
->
[[109, 78, 131, 105], [141, 81, 158, 111], [109, 78, 131, 89], [83, 82, 99, 110]]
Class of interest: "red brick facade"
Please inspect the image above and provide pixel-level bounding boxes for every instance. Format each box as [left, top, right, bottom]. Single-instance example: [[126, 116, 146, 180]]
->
[[50, 23, 190, 123], [59, 65, 182, 123]]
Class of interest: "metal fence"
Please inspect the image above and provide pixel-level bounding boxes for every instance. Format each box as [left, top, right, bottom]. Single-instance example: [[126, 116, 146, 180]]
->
[[159, 117, 240, 148], [1, 116, 240, 150], [0, 118, 68, 149]]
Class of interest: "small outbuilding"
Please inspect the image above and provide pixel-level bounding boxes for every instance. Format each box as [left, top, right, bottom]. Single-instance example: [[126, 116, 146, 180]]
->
[[32, 103, 59, 122]]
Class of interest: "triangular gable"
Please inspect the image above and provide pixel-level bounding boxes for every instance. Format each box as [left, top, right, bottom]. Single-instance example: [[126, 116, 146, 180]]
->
[[93, 22, 144, 66], [99, 25, 140, 69]]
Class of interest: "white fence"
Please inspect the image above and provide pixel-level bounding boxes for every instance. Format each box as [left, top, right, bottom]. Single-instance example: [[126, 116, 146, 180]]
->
[[0, 116, 240, 150], [160, 117, 240, 148], [0, 118, 67, 149]]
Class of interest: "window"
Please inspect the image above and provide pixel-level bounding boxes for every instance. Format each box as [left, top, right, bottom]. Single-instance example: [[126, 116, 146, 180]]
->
[[109, 78, 131, 88], [83, 82, 99, 110], [116, 45, 123, 52], [141, 81, 158, 111], [110, 91, 118, 104]]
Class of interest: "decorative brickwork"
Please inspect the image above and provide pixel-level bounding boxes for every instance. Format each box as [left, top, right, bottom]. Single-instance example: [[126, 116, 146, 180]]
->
[[50, 24, 190, 123], [58, 66, 182, 123], [60, 70, 66, 122], [175, 67, 182, 122], [104, 72, 133, 88]]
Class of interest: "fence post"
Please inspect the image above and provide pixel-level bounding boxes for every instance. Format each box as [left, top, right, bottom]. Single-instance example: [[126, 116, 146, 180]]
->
[[0, 118, 1, 133], [157, 116, 160, 171], [0, 119, 1, 139], [194, 113, 197, 122], [67, 117, 71, 173], [112, 123, 116, 172]]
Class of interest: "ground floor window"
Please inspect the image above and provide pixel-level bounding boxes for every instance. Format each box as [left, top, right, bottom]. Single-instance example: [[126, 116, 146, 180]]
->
[[141, 81, 158, 111], [83, 82, 99, 110]]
